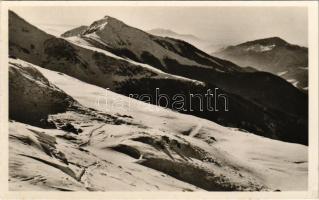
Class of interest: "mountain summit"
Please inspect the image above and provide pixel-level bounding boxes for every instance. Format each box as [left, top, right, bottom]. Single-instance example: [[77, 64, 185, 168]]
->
[[83, 15, 126, 35], [238, 37, 289, 47], [213, 37, 308, 90]]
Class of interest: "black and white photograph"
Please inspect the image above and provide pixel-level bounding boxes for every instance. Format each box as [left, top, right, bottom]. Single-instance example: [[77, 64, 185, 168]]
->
[[1, 1, 318, 198]]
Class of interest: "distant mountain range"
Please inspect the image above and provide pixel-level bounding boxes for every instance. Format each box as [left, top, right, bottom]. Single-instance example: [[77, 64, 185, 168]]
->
[[147, 28, 206, 49], [9, 11, 307, 145], [213, 37, 308, 91], [148, 28, 201, 42], [147, 28, 227, 54]]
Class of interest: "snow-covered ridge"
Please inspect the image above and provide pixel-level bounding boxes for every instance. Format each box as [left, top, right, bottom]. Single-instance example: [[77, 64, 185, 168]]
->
[[66, 36, 206, 86], [84, 32, 108, 46]]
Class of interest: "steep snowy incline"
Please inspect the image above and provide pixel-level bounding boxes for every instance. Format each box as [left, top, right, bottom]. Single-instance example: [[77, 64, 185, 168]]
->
[[66, 36, 205, 86], [9, 58, 307, 191]]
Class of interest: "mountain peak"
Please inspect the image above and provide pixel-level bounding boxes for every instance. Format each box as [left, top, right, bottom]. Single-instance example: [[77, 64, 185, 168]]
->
[[102, 15, 121, 22], [83, 15, 125, 35], [239, 37, 289, 47]]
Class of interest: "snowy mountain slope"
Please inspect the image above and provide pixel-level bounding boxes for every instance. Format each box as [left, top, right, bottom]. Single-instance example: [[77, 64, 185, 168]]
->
[[9, 11, 204, 89], [76, 15, 308, 116], [9, 11, 163, 89], [9, 58, 307, 191], [9, 11, 308, 145], [66, 36, 205, 85], [213, 37, 308, 90]]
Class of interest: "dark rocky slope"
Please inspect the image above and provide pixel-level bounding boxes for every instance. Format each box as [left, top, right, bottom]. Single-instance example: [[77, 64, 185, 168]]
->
[[9, 59, 75, 127]]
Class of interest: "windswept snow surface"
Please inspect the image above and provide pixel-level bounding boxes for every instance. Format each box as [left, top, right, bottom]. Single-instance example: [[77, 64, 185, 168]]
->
[[9, 58, 307, 191]]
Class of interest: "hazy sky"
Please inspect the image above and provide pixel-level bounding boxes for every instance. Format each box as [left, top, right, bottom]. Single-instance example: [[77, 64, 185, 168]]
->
[[10, 6, 308, 46]]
